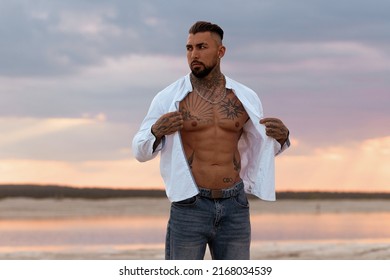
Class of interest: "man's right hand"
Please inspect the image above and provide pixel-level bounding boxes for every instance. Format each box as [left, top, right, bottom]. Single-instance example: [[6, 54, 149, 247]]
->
[[151, 111, 184, 141]]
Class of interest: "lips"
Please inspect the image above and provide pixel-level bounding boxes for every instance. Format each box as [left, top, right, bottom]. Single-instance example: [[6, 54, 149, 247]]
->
[[191, 61, 204, 67]]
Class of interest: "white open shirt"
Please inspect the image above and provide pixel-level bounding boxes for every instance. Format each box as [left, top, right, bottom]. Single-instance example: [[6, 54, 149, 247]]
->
[[132, 74, 289, 202]]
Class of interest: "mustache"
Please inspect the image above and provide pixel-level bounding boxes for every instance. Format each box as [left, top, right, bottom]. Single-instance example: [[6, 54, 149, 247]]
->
[[191, 60, 205, 67]]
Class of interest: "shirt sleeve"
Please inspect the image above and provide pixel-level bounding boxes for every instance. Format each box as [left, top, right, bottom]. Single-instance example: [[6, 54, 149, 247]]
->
[[132, 95, 166, 162]]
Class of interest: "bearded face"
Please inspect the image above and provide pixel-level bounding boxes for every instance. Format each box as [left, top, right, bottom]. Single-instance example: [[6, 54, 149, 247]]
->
[[190, 60, 218, 78]]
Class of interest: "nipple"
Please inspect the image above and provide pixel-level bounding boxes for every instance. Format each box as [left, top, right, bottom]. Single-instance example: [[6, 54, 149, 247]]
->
[[235, 122, 240, 128], [191, 121, 198, 127]]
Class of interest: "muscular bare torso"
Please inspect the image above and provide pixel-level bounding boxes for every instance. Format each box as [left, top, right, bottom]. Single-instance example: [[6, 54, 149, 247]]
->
[[179, 88, 249, 189]]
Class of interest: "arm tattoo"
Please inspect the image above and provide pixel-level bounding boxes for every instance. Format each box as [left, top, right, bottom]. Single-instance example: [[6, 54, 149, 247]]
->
[[153, 117, 169, 138]]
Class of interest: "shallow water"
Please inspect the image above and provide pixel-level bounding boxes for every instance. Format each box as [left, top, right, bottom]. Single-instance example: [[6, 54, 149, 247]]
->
[[1, 212, 389, 249]]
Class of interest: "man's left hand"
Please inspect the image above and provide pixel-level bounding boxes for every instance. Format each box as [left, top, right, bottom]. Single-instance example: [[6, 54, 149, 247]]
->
[[260, 117, 289, 146]]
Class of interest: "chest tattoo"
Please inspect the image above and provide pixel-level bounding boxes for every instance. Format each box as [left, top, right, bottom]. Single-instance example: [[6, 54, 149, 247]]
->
[[181, 93, 213, 122], [218, 98, 245, 120]]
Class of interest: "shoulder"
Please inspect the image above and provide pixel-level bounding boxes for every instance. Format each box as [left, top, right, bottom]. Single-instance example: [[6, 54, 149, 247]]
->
[[226, 76, 252, 90], [148, 75, 191, 111], [155, 75, 191, 99], [225, 76, 261, 104]]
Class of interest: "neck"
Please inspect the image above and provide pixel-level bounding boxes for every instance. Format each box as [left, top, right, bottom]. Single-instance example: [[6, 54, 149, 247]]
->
[[190, 67, 224, 90]]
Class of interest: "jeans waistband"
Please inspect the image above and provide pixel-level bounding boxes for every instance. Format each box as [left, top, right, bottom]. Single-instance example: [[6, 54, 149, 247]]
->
[[198, 181, 244, 199]]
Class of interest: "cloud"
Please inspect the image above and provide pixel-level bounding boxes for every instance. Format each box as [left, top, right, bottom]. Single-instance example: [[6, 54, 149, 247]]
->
[[0, 54, 187, 122], [226, 40, 390, 100], [276, 136, 390, 191], [0, 158, 164, 189], [0, 0, 389, 191], [2, 0, 390, 77], [1, 136, 388, 192], [0, 0, 185, 77], [231, 41, 390, 74], [52, 8, 121, 37], [0, 116, 131, 161], [224, 40, 390, 146], [0, 117, 94, 146]]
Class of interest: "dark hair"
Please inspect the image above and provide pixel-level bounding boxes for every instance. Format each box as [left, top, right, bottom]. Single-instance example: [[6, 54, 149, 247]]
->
[[188, 21, 224, 41]]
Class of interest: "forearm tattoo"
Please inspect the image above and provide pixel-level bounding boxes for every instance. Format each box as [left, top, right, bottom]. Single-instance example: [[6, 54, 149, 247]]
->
[[152, 117, 169, 139]]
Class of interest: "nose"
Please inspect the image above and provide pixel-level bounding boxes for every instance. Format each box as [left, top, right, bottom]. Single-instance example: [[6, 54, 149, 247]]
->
[[190, 49, 199, 60]]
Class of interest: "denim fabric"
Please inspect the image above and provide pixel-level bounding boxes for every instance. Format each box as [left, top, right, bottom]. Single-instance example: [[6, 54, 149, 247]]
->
[[165, 183, 251, 260], [198, 181, 244, 199]]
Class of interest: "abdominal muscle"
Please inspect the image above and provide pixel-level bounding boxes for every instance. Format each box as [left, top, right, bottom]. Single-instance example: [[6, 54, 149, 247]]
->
[[179, 89, 248, 189], [180, 126, 243, 189]]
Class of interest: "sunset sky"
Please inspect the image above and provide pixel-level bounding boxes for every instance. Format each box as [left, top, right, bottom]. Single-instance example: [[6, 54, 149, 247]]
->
[[0, 0, 389, 193]]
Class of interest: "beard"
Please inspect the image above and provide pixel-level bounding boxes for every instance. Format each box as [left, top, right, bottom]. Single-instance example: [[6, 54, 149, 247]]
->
[[190, 61, 217, 79]]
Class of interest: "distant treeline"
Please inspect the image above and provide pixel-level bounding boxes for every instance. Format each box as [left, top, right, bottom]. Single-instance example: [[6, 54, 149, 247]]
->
[[0, 185, 165, 200], [0, 184, 389, 200], [275, 191, 390, 200]]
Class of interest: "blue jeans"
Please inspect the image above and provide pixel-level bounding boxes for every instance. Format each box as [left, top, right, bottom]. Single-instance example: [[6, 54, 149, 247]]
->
[[165, 181, 251, 260]]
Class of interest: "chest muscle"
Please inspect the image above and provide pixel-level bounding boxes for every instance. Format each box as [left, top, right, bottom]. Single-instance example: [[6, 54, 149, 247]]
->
[[179, 89, 248, 132]]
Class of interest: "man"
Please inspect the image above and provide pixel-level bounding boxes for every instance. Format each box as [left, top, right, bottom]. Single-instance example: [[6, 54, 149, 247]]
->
[[132, 21, 290, 260]]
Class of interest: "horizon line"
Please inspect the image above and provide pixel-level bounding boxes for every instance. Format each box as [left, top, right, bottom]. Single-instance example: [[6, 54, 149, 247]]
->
[[0, 183, 389, 194]]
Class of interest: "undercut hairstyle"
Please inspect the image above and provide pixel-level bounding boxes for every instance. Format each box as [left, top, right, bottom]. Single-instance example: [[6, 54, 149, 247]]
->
[[188, 21, 224, 41]]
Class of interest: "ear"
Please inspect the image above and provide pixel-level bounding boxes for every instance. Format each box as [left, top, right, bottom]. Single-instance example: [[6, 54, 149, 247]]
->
[[218, 46, 226, 58]]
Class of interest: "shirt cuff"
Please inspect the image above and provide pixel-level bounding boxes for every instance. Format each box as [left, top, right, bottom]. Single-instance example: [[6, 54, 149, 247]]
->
[[280, 131, 290, 151], [276, 131, 290, 155], [152, 135, 166, 153]]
